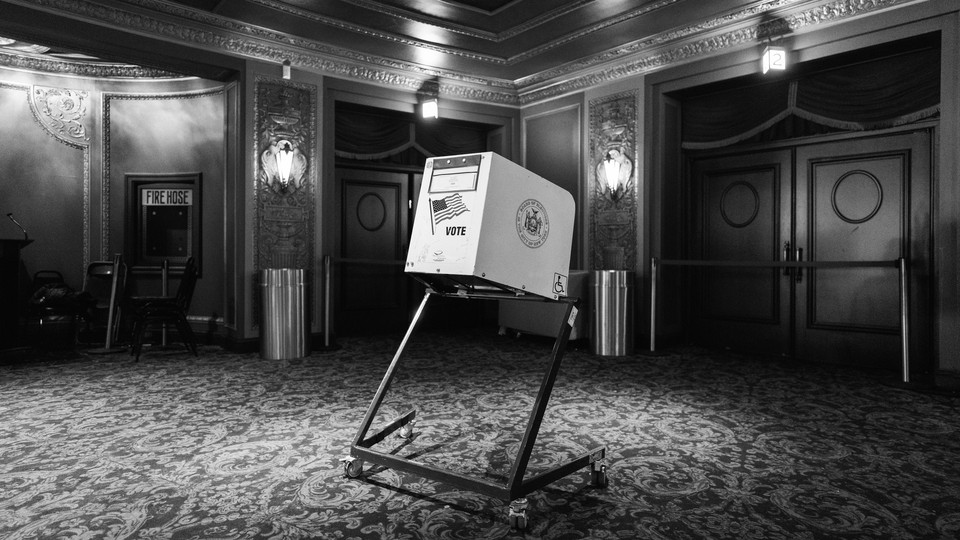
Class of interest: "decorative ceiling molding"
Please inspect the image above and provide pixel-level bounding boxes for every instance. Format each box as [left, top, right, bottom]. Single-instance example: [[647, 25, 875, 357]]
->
[[0, 49, 182, 78], [517, 0, 918, 103], [507, 0, 678, 65], [248, 0, 509, 65], [517, 0, 801, 88], [331, 0, 591, 41], [247, 0, 681, 67], [3, 0, 918, 106]]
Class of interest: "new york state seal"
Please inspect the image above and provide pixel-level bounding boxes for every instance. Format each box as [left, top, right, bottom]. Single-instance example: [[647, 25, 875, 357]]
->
[[516, 199, 549, 248]]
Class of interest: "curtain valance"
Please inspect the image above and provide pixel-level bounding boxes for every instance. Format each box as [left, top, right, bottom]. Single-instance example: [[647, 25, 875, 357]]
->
[[682, 48, 940, 149], [335, 108, 488, 160]]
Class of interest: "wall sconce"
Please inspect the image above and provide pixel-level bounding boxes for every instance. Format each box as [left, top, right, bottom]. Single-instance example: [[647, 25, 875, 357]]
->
[[282, 59, 291, 80], [420, 97, 439, 119], [761, 44, 787, 74], [596, 148, 632, 202], [262, 136, 305, 193], [275, 139, 294, 186]]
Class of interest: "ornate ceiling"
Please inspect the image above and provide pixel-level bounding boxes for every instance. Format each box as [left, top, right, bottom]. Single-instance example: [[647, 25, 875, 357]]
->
[[166, 0, 753, 82], [0, 0, 916, 105]]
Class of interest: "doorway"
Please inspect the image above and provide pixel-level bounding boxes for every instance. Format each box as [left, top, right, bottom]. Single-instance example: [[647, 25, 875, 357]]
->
[[687, 129, 931, 370], [335, 166, 420, 334], [331, 100, 502, 335]]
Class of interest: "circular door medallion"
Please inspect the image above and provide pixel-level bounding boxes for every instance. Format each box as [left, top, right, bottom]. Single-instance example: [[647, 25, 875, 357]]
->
[[831, 170, 882, 224], [357, 193, 387, 231], [720, 181, 760, 228]]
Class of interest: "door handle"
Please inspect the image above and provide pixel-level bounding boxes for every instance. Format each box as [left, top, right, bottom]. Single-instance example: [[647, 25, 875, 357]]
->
[[795, 247, 803, 283], [782, 241, 791, 276]]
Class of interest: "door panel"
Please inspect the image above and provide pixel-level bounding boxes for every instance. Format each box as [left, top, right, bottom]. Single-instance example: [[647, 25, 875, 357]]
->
[[688, 131, 930, 370], [336, 169, 409, 334], [691, 150, 792, 354], [795, 132, 930, 367]]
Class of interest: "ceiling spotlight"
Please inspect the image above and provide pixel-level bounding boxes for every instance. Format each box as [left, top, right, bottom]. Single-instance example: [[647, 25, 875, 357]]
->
[[420, 98, 438, 119], [762, 44, 787, 74]]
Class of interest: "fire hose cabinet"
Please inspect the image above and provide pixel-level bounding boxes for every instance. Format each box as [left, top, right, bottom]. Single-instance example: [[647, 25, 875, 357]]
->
[[405, 152, 575, 300]]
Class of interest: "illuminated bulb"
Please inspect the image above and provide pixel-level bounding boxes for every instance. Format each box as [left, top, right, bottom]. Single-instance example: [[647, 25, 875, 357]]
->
[[421, 98, 438, 119], [276, 140, 294, 185]]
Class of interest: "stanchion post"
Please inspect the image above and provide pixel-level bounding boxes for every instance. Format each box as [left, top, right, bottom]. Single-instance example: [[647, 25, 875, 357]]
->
[[899, 257, 910, 384], [650, 257, 658, 352], [161, 259, 169, 347], [324, 255, 332, 349]]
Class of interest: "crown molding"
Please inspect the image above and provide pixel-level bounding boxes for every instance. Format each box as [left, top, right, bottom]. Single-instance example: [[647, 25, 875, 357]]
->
[[248, 0, 680, 67], [0, 49, 181, 78], [2, 0, 919, 106], [517, 0, 918, 104]]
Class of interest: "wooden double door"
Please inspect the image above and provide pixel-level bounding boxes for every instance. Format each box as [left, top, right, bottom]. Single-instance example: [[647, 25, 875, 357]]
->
[[688, 130, 931, 369]]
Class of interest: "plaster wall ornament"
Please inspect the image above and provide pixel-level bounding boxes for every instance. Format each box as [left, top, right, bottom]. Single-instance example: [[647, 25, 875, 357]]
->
[[31, 86, 90, 143]]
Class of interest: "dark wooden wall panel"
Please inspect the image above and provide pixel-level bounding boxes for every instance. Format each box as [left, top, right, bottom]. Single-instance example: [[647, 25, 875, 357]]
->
[[524, 106, 581, 268]]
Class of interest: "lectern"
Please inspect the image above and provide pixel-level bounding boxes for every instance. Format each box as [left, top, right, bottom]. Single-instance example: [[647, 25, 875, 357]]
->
[[1, 239, 32, 348]]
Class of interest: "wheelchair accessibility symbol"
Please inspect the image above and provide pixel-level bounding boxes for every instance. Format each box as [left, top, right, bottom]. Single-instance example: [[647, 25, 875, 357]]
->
[[553, 273, 567, 296]]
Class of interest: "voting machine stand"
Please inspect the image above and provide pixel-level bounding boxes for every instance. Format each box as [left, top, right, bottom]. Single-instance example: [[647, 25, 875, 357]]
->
[[342, 280, 606, 530], [343, 152, 607, 529]]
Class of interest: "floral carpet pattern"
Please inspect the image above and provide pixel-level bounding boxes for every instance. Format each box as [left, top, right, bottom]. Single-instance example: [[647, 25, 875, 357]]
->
[[1, 330, 959, 539]]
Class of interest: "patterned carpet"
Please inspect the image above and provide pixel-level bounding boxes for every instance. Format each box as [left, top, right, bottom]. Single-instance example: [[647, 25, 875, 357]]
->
[[1, 329, 959, 539]]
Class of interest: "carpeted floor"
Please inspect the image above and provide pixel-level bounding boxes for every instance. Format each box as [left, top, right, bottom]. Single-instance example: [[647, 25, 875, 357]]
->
[[1, 329, 959, 539]]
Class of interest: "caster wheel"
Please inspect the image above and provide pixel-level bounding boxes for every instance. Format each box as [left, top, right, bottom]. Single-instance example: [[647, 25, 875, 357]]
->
[[508, 498, 529, 530], [591, 464, 607, 488], [342, 457, 364, 478], [508, 514, 527, 530], [398, 420, 416, 439]]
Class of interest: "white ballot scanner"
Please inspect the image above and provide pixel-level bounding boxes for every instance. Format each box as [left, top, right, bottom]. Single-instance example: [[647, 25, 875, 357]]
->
[[405, 152, 574, 300]]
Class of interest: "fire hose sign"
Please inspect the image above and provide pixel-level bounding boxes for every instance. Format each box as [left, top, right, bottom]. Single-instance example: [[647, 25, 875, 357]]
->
[[141, 189, 193, 206]]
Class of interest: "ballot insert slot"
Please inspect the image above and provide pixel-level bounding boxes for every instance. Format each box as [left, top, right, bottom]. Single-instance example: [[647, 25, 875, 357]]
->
[[428, 154, 481, 193]]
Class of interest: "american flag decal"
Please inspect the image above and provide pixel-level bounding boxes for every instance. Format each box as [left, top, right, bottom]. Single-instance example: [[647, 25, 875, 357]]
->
[[431, 193, 468, 225]]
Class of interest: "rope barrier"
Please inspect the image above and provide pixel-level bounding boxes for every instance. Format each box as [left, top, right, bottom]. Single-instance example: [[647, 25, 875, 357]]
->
[[649, 257, 910, 383], [322, 255, 406, 349]]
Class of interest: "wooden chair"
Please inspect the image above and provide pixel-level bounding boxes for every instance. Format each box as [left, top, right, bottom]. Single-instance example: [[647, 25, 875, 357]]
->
[[128, 257, 198, 361]]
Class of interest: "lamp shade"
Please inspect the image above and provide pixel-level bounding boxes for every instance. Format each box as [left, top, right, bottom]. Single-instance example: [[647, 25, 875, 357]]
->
[[421, 98, 438, 119], [762, 45, 787, 74], [602, 159, 621, 192], [276, 140, 294, 185]]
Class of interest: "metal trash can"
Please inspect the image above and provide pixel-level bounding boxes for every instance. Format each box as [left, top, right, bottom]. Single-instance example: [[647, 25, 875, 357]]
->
[[590, 270, 634, 356], [260, 268, 309, 360]]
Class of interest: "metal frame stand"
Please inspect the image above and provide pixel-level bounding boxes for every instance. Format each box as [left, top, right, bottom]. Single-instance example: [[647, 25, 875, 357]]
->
[[342, 289, 607, 530], [87, 254, 127, 355]]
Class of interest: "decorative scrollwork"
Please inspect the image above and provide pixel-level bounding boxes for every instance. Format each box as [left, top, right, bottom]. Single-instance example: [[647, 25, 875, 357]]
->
[[589, 91, 639, 271], [253, 78, 317, 277], [31, 86, 89, 143]]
